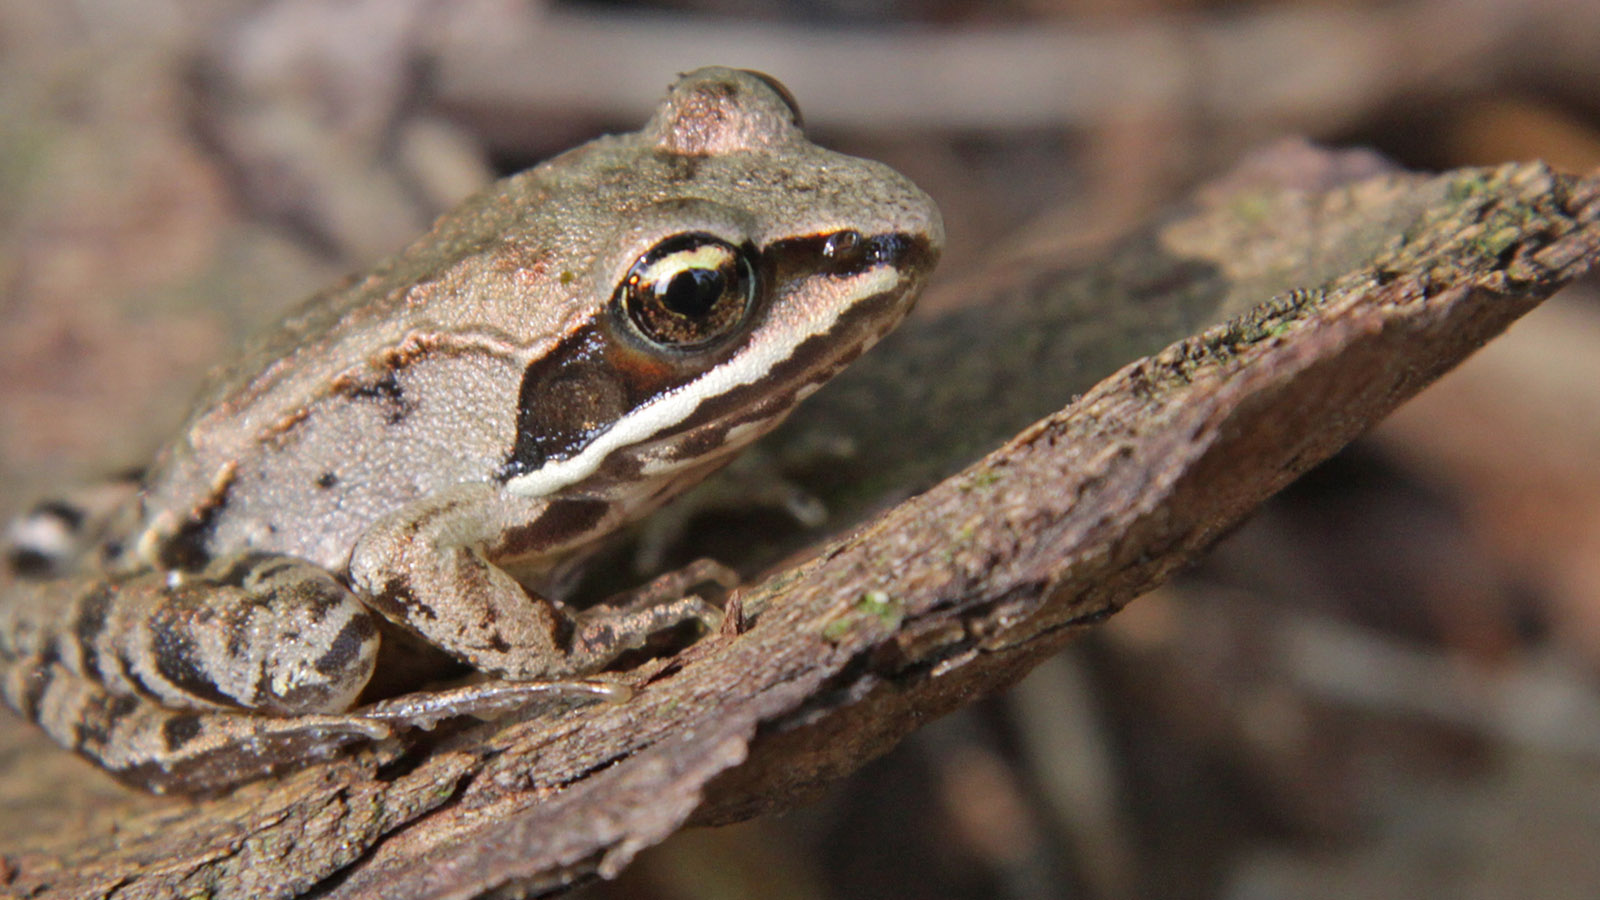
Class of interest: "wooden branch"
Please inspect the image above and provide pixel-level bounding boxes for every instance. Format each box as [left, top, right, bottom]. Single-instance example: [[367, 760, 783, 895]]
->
[[425, 0, 1600, 135], [3, 144, 1596, 899]]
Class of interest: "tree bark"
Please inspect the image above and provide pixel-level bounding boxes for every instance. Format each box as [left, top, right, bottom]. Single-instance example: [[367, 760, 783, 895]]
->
[[2, 143, 1596, 900]]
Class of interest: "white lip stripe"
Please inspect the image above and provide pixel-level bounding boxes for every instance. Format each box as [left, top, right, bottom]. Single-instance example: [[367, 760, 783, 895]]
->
[[506, 266, 903, 498]]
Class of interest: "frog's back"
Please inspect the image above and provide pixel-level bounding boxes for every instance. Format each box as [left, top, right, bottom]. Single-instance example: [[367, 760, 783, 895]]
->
[[116, 70, 944, 575], [132, 172, 577, 572]]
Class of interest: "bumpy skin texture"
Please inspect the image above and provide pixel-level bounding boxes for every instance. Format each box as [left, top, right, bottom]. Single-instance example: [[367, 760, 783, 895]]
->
[[0, 68, 943, 792]]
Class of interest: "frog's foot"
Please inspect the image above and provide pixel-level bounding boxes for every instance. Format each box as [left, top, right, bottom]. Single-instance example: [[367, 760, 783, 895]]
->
[[351, 490, 736, 680], [632, 450, 828, 573], [358, 678, 631, 731], [12, 656, 390, 793], [563, 558, 736, 671], [619, 557, 741, 607]]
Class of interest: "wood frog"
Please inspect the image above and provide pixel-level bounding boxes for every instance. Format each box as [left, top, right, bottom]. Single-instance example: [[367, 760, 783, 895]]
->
[[0, 68, 942, 792]]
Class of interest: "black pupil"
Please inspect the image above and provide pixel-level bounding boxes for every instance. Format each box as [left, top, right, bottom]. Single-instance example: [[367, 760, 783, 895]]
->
[[660, 267, 725, 318]]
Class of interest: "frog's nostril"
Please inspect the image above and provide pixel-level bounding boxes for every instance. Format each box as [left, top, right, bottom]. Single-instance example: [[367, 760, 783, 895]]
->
[[822, 230, 862, 262], [810, 231, 920, 277]]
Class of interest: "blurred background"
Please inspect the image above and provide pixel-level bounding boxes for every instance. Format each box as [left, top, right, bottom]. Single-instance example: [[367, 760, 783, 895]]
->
[[2, 1, 1599, 898]]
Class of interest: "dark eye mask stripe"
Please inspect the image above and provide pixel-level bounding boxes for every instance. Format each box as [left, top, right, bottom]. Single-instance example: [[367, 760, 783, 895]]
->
[[498, 232, 930, 497], [498, 314, 743, 482], [669, 231, 935, 433], [662, 285, 905, 438]]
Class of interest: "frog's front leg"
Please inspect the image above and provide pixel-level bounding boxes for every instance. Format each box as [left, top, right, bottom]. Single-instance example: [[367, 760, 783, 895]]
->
[[349, 484, 722, 679]]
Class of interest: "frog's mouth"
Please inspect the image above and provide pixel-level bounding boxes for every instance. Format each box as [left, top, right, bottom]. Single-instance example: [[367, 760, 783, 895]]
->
[[498, 231, 938, 500]]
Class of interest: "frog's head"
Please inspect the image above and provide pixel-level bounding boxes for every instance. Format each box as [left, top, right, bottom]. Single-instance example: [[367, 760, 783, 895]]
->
[[498, 67, 943, 503]]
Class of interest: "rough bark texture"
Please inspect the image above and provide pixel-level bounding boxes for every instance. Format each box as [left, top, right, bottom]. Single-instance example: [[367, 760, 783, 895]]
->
[[2, 144, 1597, 899]]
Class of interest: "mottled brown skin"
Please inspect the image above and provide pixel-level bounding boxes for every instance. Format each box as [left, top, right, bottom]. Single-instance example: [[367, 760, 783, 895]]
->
[[0, 68, 942, 792]]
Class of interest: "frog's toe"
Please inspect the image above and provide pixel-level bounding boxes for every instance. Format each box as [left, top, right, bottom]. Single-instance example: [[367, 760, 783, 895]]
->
[[358, 678, 631, 731]]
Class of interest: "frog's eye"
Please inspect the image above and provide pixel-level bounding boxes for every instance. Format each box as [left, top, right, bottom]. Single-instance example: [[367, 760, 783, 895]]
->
[[618, 234, 757, 349]]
